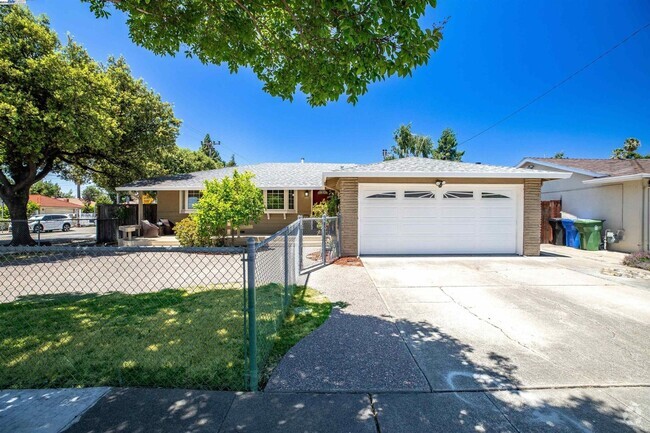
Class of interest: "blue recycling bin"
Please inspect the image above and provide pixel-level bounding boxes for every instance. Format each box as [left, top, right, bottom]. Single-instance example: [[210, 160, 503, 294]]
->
[[561, 219, 581, 248]]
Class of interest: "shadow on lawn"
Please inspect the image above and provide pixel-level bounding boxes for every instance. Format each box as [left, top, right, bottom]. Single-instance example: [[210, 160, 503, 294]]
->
[[0, 288, 250, 390]]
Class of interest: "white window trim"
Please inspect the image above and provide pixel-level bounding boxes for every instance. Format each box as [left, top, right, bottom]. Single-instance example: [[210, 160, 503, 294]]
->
[[180, 190, 202, 214], [263, 189, 297, 217]]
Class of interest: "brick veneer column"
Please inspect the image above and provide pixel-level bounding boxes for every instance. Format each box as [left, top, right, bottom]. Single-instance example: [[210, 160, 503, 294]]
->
[[339, 178, 359, 256], [523, 179, 542, 256]]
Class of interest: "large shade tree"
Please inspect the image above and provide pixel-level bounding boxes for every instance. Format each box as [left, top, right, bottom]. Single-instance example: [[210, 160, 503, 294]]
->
[[86, 0, 445, 105], [0, 7, 179, 245]]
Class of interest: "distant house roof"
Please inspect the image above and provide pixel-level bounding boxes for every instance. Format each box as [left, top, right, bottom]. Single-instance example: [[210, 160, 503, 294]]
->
[[116, 162, 355, 191], [29, 195, 83, 209], [519, 157, 650, 177], [324, 157, 570, 180]]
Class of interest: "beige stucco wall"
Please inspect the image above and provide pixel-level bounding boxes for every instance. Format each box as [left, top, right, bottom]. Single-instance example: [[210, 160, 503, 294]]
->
[[156, 190, 185, 223], [156, 189, 314, 235], [527, 162, 646, 252]]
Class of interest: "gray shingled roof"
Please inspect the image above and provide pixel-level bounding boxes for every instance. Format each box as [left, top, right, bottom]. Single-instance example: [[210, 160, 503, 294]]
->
[[116, 162, 354, 191], [528, 158, 650, 177], [325, 157, 567, 178]]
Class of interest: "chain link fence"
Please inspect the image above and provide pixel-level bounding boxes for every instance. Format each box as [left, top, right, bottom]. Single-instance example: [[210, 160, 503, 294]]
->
[[0, 214, 340, 392]]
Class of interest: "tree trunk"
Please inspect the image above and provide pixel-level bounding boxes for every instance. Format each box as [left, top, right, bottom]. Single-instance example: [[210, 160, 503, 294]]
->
[[6, 190, 35, 246]]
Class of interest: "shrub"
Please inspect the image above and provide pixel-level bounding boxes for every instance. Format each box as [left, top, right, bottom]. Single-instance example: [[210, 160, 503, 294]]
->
[[194, 170, 264, 245], [173, 216, 211, 247], [622, 252, 650, 271]]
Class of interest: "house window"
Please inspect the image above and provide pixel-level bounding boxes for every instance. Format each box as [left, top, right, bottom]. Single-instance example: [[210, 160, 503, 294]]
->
[[482, 192, 510, 199], [187, 190, 202, 209], [266, 190, 285, 210], [366, 192, 396, 199], [443, 191, 474, 199], [404, 191, 436, 199], [264, 190, 296, 212]]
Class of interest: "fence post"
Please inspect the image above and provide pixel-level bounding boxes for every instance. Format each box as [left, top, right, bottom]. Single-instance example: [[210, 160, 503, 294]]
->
[[284, 231, 289, 308], [322, 214, 327, 265], [298, 215, 303, 272], [246, 237, 258, 391], [337, 212, 342, 259]]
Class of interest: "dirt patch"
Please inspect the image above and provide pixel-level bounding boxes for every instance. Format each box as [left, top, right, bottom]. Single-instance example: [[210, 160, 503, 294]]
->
[[333, 257, 364, 267]]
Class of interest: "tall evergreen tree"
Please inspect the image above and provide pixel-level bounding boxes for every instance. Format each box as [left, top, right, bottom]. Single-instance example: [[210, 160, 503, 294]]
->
[[433, 129, 464, 161]]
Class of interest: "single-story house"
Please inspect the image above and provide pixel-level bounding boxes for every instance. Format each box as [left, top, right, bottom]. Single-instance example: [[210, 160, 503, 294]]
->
[[29, 194, 83, 216], [117, 157, 568, 256], [116, 163, 355, 234], [516, 158, 650, 253]]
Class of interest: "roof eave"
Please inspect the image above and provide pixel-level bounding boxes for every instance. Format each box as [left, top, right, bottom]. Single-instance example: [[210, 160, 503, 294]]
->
[[516, 158, 608, 178], [115, 185, 323, 192], [323, 171, 572, 181], [582, 173, 650, 185]]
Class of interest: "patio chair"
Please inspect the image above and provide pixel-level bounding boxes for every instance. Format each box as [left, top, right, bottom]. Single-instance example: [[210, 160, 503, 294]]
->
[[140, 219, 160, 238], [158, 219, 175, 236]]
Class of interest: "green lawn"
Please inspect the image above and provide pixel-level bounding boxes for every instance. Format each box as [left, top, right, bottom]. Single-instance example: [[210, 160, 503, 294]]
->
[[0, 284, 331, 390]]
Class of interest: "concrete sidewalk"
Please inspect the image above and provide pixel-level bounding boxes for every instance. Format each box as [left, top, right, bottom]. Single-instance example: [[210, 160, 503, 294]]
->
[[2, 386, 649, 432]]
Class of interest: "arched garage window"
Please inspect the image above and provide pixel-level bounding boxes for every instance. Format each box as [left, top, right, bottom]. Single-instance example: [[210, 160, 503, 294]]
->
[[481, 192, 511, 199], [443, 191, 474, 199], [404, 191, 436, 199], [366, 192, 396, 199]]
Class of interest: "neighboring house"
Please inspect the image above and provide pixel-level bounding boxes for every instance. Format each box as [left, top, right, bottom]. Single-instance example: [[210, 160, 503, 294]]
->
[[29, 194, 83, 216], [516, 158, 650, 253], [117, 157, 568, 256]]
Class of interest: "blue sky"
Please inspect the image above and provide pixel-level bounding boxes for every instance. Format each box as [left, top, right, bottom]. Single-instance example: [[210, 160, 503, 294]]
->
[[27, 0, 650, 192]]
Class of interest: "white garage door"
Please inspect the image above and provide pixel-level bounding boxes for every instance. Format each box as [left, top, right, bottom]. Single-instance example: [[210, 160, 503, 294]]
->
[[358, 183, 522, 255]]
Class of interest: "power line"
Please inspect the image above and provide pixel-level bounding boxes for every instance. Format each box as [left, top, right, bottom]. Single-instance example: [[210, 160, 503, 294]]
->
[[460, 21, 650, 146]]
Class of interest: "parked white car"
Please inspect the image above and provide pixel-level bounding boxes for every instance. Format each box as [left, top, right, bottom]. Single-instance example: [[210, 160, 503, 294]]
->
[[26, 214, 73, 233]]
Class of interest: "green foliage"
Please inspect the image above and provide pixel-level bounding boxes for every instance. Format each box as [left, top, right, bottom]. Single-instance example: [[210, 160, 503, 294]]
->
[[433, 128, 464, 161], [386, 124, 434, 160], [553, 152, 567, 159], [194, 171, 264, 244], [85, 0, 444, 106], [611, 138, 648, 160], [26, 201, 40, 217], [0, 7, 179, 243], [30, 181, 66, 198], [157, 146, 221, 175], [82, 202, 95, 213], [311, 200, 328, 218], [173, 216, 210, 247], [81, 185, 111, 204]]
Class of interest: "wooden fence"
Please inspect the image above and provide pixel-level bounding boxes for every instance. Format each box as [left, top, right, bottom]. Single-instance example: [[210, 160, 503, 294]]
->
[[96, 204, 157, 243], [540, 200, 562, 244]]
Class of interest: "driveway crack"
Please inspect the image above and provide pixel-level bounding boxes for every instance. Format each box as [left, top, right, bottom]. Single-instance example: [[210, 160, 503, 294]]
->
[[439, 287, 544, 357], [484, 392, 523, 433]]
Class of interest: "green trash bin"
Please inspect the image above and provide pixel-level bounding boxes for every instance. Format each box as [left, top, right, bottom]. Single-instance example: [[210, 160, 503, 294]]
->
[[573, 219, 604, 251]]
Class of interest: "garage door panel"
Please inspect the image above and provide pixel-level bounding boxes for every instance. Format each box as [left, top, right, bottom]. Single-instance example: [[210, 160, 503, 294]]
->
[[359, 184, 520, 255]]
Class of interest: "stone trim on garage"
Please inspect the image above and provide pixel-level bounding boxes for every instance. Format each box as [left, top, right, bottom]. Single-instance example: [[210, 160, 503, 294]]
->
[[338, 178, 359, 257], [523, 179, 542, 256]]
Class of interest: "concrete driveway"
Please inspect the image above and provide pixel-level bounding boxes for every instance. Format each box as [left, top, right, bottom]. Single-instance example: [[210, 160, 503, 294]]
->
[[268, 248, 650, 432]]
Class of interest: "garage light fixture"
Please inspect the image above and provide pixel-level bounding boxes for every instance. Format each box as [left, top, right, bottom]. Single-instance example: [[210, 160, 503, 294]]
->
[[435, 179, 446, 188]]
